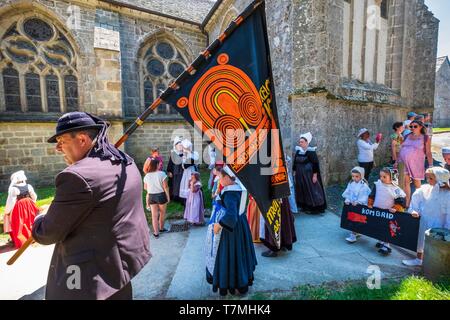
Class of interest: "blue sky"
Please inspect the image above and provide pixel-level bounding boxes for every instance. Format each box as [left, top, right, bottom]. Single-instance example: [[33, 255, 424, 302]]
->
[[425, 0, 450, 58]]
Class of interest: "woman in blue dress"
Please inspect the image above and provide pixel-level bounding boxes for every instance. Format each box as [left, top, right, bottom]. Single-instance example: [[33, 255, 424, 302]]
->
[[206, 167, 257, 296]]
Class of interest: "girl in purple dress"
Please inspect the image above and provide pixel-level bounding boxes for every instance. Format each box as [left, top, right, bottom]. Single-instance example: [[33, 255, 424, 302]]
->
[[184, 172, 205, 225]]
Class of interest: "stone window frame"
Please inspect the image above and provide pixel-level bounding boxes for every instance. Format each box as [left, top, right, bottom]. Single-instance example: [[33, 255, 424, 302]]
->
[[138, 33, 192, 116], [0, 12, 79, 115], [344, 0, 389, 20], [219, 7, 239, 34], [343, 0, 390, 85], [380, 0, 389, 20]]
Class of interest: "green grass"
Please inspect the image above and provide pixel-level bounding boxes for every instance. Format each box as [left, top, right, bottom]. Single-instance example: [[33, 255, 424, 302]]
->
[[433, 127, 450, 133], [246, 276, 450, 300], [0, 169, 213, 224], [0, 187, 55, 216]]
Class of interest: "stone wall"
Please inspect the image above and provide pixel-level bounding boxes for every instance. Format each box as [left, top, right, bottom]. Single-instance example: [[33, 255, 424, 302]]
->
[[412, 0, 439, 109], [434, 58, 450, 128], [291, 93, 408, 185], [117, 11, 207, 118], [124, 121, 202, 172], [265, 0, 294, 152], [95, 48, 122, 118], [204, 0, 296, 151], [0, 121, 123, 189]]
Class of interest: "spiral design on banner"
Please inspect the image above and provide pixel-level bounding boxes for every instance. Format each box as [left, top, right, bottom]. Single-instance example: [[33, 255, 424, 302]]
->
[[214, 115, 245, 149], [238, 92, 263, 126]]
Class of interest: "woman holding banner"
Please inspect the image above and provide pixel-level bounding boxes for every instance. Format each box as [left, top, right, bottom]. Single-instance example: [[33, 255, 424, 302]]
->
[[402, 167, 450, 266], [293, 132, 327, 214]]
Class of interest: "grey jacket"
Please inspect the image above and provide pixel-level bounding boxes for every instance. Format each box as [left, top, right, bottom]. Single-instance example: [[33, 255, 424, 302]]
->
[[32, 152, 151, 300]]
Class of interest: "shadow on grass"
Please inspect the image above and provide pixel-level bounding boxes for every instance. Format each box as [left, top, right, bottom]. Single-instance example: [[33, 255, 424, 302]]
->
[[247, 276, 450, 300]]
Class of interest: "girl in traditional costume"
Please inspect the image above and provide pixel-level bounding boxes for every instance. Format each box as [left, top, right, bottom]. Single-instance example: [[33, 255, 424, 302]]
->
[[402, 167, 450, 266], [368, 168, 407, 256], [293, 132, 327, 214], [206, 167, 257, 296], [342, 166, 371, 243], [184, 172, 205, 225], [179, 139, 199, 200], [4, 171, 39, 248]]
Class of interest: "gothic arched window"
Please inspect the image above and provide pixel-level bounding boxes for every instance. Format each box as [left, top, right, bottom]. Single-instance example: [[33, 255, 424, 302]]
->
[[0, 16, 78, 113], [140, 39, 189, 115]]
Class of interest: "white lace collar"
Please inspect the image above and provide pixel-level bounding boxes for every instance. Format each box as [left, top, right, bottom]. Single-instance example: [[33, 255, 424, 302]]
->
[[295, 145, 317, 155], [220, 183, 247, 215], [221, 184, 242, 193]]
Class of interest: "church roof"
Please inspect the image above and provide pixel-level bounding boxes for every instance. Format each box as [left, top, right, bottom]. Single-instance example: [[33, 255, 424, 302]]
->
[[436, 56, 450, 72], [109, 0, 218, 24]]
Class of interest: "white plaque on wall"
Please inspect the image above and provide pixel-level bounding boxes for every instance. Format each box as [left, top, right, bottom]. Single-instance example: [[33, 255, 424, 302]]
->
[[94, 26, 120, 51]]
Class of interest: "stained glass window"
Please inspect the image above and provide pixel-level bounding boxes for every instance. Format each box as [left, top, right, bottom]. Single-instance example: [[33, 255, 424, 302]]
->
[[46, 74, 60, 112], [381, 0, 389, 19], [147, 59, 165, 77], [64, 75, 78, 112], [141, 40, 188, 115], [3, 67, 21, 111], [25, 72, 42, 112], [23, 18, 53, 41], [1, 17, 78, 114], [156, 83, 167, 114], [144, 80, 153, 109], [169, 62, 184, 78], [156, 42, 175, 59]]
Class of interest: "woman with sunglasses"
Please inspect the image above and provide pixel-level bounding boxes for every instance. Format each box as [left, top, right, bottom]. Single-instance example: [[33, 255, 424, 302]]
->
[[398, 120, 433, 207]]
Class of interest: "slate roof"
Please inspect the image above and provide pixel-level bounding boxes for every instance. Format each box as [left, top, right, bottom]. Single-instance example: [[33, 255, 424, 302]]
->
[[109, 0, 218, 24], [436, 56, 450, 73]]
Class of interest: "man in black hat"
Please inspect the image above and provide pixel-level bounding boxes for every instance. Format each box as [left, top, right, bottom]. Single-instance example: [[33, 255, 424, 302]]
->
[[32, 112, 151, 300]]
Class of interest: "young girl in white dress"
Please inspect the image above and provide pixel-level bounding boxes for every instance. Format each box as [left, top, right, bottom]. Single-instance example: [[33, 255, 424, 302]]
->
[[342, 166, 371, 243], [368, 168, 407, 255], [402, 167, 450, 266]]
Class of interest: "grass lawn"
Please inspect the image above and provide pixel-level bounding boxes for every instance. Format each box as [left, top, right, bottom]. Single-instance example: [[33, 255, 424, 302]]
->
[[247, 276, 450, 300], [433, 128, 450, 133], [0, 168, 213, 229]]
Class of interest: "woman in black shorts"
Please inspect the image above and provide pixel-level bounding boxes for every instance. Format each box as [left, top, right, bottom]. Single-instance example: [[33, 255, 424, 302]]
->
[[143, 159, 170, 238]]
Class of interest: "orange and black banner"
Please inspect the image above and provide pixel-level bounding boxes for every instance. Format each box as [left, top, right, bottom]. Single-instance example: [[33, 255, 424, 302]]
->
[[160, 0, 290, 246], [341, 204, 420, 251]]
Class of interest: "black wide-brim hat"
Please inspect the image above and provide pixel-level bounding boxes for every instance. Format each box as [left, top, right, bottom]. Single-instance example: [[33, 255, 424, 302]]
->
[[47, 111, 104, 143]]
